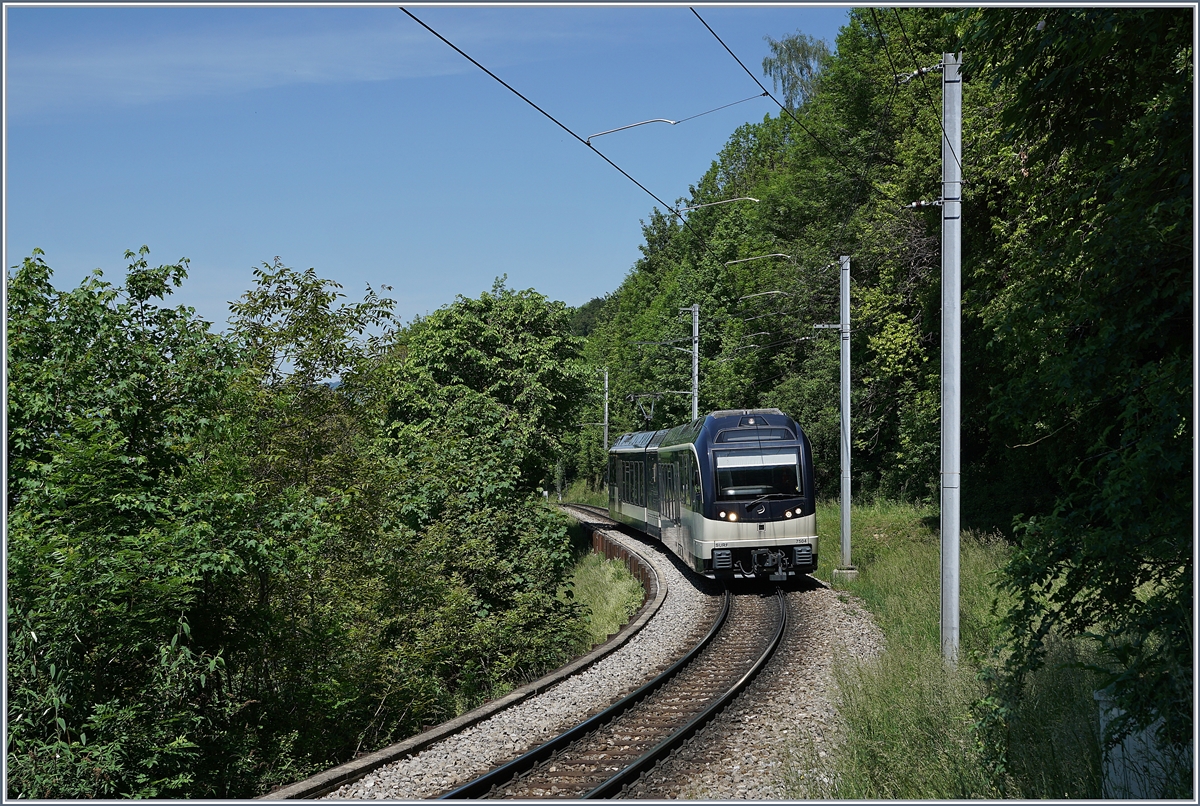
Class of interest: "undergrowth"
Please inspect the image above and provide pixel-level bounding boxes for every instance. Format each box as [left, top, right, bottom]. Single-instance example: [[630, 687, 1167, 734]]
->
[[561, 519, 644, 652], [787, 499, 1102, 799], [562, 478, 607, 508]]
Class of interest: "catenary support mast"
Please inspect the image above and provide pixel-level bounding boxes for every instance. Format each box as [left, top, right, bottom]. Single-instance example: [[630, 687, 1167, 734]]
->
[[839, 256, 852, 570], [940, 52, 962, 664], [603, 368, 609, 451], [691, 303, 699, 420]]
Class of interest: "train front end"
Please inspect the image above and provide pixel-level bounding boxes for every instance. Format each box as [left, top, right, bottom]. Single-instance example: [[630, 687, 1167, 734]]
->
[[692, 409, 818, 581]]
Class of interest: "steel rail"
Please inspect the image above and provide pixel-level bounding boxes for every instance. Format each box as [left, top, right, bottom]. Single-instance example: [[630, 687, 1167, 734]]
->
[[584, 586, 787, 798], [567, 503, 617, 520], [438, 589, 732, 799]]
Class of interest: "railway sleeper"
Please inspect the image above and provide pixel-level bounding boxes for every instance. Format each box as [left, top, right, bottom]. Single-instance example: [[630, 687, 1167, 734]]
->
[[544, 769, 616, 778]]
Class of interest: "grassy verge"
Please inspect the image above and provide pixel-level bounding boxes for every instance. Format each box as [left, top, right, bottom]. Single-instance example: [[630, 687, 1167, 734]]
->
[[567, 553, 645, 649], [790, 499, 1102, 799], [561, 520, 644, 652], [562, 478, 607, 508]]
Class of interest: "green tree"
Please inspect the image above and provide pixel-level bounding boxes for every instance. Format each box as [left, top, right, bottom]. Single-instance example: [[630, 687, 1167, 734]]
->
[[958, 7, 1193, 770], [762, 30, 833, 110], [7, 248, 238, 797], [372, 280, 590, 704], [384, 278, 589, 493]]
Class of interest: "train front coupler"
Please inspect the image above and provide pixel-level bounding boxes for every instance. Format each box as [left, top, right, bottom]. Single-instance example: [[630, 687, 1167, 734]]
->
[[750, 548, 790, 582]]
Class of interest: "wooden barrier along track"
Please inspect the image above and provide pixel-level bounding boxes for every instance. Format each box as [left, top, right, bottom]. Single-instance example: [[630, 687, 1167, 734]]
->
[[439, 582, 786, 799]]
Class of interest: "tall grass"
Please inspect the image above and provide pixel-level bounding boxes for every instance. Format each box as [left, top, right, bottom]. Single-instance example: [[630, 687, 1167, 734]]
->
[[562, 478, 607, 508], [789, 499, 1102, 799], [560, 518, 644, 653], [566, 553, 645, 649]]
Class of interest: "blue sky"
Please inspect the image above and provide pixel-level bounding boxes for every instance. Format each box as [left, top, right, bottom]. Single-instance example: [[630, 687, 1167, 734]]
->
[[5, 3, 852, 329]]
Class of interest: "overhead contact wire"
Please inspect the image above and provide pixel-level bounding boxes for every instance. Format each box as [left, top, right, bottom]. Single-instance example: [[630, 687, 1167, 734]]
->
[[690, 7, 902, 206], [890, 8, 965, 176], [400, 7, 728, 266]]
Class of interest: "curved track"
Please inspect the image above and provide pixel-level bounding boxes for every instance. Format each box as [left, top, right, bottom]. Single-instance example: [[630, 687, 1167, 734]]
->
[[439, 532, 786, 800]]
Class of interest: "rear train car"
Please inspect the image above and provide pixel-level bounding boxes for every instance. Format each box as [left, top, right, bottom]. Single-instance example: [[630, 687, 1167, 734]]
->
[[608, 408, 817, 581]]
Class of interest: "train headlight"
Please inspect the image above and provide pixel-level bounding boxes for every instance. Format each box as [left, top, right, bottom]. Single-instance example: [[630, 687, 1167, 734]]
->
[[785, 510, 793, 518], [794, 507, 804, 516], [719, 511, 727, 519], [728, 512, 738, 522]]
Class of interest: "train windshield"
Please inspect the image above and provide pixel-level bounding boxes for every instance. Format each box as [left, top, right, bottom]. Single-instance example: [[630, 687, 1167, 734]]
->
[[714, 449, 802, 499]]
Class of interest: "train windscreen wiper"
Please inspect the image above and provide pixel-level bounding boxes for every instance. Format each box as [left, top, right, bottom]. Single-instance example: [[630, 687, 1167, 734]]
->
[[745, 492, 792, 509]]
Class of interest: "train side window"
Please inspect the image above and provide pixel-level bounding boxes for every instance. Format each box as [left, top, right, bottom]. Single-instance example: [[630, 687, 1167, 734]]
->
[[689, 453, 702, 505]]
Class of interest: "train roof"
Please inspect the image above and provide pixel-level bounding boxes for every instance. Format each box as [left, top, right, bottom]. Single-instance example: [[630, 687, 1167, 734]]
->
[[609, 428, 669, 453], [611, 409, 800, 454], [706, 408, 786, 421]]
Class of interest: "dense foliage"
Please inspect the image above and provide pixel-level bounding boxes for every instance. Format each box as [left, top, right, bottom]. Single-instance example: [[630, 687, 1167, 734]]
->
[[7, 254, 587, 797], [8, 249, 241, 797], [565, 6, 1191, 788], [959, 6, 1192, 771], [7, 5, 1190, 799]]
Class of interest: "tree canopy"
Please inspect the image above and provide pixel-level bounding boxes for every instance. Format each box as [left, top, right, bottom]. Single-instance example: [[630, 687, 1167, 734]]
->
[[567, 6, 1191, 781], [8, 255, 587, 797]]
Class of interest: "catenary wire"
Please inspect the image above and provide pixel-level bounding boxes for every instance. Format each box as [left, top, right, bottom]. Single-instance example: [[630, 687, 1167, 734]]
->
[[399, 9, 674, 215], [587, 92, 767, 143], [675, 91, 769, 124], [890, 8, 965, 176], [400, 7, 730, 267], [690, 7, 903, 207]]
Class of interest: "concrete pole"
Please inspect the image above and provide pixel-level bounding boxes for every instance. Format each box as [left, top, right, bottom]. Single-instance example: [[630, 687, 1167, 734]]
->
[[691, 303, 700, 421], [840, 255, 852, 570], [603, 367, 609, 451], [940, 52, 962, 664]]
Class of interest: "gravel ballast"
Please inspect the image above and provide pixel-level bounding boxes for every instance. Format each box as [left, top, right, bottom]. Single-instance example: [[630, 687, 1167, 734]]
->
[[621, 580, 884, 799], [321, 518, 884, 801], [324, 526, 717, 800]]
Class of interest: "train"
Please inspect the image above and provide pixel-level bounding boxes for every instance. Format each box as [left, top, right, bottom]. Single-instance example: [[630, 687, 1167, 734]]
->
[[608, 408, 817, 581]]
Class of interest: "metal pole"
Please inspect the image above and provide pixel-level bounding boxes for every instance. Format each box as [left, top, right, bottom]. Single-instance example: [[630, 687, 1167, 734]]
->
[[940, 52, 962, 664], [840, 256, 852, 570], [603, 368, 609, 451], [691, 303, 699, 421]]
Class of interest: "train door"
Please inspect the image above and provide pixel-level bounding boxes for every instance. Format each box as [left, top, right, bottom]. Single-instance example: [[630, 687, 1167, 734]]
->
[[660, 461, 678, 524], [646, 451, 660, 530]]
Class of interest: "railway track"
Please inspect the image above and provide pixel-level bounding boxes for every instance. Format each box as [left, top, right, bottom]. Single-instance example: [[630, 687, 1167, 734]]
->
[[559, 503, 624, 528], [439, 507, 786, 800]]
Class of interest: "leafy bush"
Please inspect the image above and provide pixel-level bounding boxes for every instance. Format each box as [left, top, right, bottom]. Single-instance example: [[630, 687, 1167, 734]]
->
[[7, 248, 238, 797], [7, 255, 590, 797]]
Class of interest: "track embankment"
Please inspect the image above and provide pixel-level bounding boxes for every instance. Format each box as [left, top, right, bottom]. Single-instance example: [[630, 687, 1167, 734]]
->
[[263, 506, 716, 800]]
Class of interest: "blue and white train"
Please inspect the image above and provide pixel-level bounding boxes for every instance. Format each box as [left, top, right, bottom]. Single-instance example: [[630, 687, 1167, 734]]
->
[[608, 408, 818, 581]]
